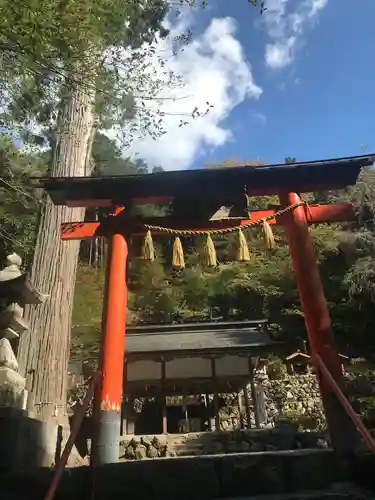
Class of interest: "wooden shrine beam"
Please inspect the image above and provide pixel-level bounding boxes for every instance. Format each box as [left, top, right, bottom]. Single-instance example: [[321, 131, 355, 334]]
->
[[61, 185, 355, 208], [65, 196, 172, 208], [60, 203, 355, 241]]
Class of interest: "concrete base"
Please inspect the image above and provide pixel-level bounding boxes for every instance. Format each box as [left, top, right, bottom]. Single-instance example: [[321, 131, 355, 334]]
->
[[0, 407, 62, 469], [0, 449, 352, 499], [92, 409, 121, 466]]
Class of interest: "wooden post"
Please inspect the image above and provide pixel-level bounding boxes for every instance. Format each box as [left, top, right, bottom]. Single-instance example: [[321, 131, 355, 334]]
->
[[161, 360, 168, 434], [121, 361, 128, 436], [206, 393, 212, 431], [121, 401, 127, 436], [243, 385, 251, 428], [238, 391, 245, 429], [211, 359, 220, 432], [182, 396, 189, 433], [92, 233, 128, 466], [280, 192, 358, 453], [248, 357, 260, 429]]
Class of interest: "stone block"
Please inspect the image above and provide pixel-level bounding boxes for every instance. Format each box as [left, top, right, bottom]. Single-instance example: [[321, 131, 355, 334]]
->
[[286, 449, 339, 491], [0, 407, 60, 469], [0, 306, 28, 336], [152, 434, 167, 449], [134, 444, 147, 460], [2, 327, 19, 340], [0, 337, 19, 371], [147, 445, 158, 458], [217, 452, 286, 496]]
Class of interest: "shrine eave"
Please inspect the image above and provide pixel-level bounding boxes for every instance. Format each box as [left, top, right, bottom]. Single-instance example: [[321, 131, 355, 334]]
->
[[31, 154, 375, 207], [124, 319, 279, 360]]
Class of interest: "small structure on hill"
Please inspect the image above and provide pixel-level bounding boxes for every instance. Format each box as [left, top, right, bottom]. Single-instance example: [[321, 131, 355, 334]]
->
[[285, 350, 350, 375]]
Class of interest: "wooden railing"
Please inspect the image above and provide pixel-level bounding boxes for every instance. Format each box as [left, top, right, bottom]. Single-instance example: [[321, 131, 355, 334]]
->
[[314, 353, 375, 456], [44, 371, 101, 500]]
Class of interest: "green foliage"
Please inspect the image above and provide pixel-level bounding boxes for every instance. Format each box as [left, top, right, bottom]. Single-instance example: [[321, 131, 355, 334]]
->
[[92, 132, 148, 176], [0, 134, 46, 264], [70, 264, 105, 369], [72, 264, 105, 328], [284, 410, 324, 431], [358, 396, 375, 428], [130, 259, 186, 323], [0, 0, 173, 147], [266, 357, 288, 380]]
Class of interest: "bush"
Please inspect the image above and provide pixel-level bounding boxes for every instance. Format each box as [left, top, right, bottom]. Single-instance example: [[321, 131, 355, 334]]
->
[[267, 357, 287, 380]]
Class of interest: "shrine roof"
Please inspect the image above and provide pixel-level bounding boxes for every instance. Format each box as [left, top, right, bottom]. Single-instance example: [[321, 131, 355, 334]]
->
[[32, 154, 375, 207], [125, 320, 280, 358], [285, 350, 349, 362]]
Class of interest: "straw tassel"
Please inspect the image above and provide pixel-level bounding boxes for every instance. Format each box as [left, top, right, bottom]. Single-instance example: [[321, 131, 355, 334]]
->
[[263, 220, 276, 249], [172, 237, 185, 269], [202, 234, 217, 267], [237, 228, 250, 261], [142, 230, 155, 261]]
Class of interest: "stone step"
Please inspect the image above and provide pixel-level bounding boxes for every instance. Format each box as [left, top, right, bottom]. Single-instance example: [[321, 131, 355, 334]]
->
[[172, 442, 205, 449], [224, 483, 374, 500], [3, 450, 365, 500]]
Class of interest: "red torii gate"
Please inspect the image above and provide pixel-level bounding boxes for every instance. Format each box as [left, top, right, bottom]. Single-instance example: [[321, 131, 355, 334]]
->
[[34, 154, 374, 465]]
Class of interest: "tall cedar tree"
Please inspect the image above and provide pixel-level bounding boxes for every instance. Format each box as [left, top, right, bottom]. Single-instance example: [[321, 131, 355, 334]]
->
[[0, 0, 170, 423]]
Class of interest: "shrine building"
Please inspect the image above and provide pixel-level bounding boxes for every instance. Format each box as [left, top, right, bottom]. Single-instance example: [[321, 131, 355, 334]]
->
[[123, 319, 280, 435]]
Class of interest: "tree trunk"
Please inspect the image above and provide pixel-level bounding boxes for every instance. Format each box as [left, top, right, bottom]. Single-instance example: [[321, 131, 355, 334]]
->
[[18, 78, 96, 424]]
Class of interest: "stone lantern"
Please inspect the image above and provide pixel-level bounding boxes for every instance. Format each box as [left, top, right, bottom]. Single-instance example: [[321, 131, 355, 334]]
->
[[0, 253, 48, 410]]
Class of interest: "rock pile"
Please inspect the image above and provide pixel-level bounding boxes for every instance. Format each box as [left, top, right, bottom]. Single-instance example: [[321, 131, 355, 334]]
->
[[120, 435, 168, 460], [119, 425, 329, 460], [217, 373, 325, 431], [258, 373, 326, 430]]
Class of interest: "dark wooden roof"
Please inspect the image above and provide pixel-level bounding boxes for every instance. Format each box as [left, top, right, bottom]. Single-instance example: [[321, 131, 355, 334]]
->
[[32, 154, 375, 208], [127, 319, 267, 335], [125, 320, 280, 358], [285, 350, 311, 361], [285, 350, 349, 363]]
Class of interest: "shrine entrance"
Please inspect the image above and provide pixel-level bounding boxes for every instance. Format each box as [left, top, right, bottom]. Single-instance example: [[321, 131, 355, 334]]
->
[[123, 320, 277, 435], [34, 154, 375, 465]]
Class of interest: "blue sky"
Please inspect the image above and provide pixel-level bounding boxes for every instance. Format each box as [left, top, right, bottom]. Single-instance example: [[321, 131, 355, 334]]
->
[[129, 0, 375, 171]]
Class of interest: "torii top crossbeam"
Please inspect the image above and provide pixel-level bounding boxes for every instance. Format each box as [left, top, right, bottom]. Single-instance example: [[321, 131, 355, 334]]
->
[[33, 153, 375, 466], [33, 154, 374, 208]]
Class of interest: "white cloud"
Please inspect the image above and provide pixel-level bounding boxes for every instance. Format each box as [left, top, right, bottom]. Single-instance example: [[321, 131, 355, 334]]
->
[[263, 0, 328, 69], [252, 111, 267, 125], [125, 15, 262, 171]]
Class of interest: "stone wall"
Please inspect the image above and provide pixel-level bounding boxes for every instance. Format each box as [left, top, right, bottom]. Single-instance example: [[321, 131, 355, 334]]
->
[[261, 373, 325, 429], [119, 424, 329, 461], [218, 373, 325, 431]]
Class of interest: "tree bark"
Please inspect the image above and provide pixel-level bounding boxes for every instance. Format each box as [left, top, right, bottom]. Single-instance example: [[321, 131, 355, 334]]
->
[[18, 78, 96, 424]]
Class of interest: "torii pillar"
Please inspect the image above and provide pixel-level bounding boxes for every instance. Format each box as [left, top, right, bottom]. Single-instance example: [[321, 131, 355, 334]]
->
[[91, 231, 129, 466], [280, 192, 358, 453]]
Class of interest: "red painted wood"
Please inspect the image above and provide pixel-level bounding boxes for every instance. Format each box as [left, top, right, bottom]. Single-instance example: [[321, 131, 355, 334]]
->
[[279, 192, 355, 452], [60, 203, 355, 240], [99, 234, 128, 411], [280, 193, 344, 383], [44, 371, 101, 500]]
